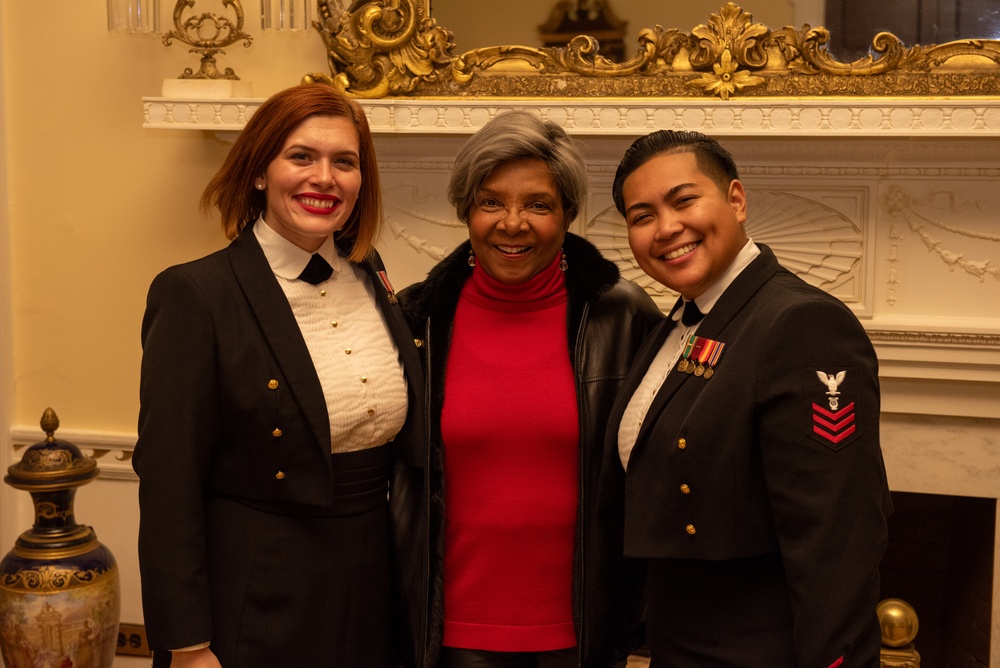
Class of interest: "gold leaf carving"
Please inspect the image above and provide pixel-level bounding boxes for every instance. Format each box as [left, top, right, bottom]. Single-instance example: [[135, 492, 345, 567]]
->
[[307, 1, 1000, 99]]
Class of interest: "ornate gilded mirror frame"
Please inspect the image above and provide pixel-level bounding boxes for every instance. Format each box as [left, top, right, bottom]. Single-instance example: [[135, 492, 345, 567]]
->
[[304, 0, 1000, 99]]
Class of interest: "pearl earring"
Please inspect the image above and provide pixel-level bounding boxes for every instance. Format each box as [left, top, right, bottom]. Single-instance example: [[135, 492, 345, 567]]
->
[[255, 182, 265, 190]]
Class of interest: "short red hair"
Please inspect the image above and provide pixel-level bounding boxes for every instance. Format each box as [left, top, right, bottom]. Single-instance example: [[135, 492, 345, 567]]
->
[[201, 83, 382, 262]]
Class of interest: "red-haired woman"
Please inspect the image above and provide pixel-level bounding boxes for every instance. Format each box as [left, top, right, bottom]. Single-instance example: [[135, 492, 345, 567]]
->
[[133, 84, 424, 667]]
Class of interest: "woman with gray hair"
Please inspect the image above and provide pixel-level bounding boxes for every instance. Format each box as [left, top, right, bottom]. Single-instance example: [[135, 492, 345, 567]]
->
[[392, 111, 663, 667]]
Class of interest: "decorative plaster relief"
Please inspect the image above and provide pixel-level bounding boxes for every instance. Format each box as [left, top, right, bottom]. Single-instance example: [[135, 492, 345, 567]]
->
[[384, 184, 464, 263], [358, 101, 1000, 137], [142, 98, 1000, 137], [880, 183, 1000, 309], [377, 172, 471, 288], [586, 188, 864, 311]]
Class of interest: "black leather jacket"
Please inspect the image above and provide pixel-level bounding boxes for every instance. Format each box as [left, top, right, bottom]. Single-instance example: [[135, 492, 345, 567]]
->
[[391, 233, 664, 667]]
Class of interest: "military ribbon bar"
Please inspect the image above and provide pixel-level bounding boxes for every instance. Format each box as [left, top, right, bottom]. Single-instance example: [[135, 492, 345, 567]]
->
[[377, 270, 398, 304], [682, 334, 697, 359], [677, 335, 727, 378]]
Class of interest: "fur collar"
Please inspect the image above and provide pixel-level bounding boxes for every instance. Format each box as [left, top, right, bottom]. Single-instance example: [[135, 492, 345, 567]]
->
[[399, 232, 620, 326]]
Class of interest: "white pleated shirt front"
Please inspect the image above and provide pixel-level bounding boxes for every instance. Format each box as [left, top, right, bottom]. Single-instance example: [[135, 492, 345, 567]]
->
[[254, 219, 408, 453]]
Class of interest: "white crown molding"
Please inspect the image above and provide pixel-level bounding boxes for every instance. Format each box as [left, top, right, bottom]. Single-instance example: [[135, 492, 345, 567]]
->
[[143, 97, 1000, 137], [9, 426, 137, 481]]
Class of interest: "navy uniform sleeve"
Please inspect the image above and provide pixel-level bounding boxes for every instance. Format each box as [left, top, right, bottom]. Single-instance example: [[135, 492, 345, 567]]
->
[[754, 296, 890, 667], [133, 267, 221, 651]]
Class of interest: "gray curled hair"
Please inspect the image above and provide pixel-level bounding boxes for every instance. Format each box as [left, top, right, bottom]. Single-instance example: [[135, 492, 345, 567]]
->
[[448, 111, 588, 225]]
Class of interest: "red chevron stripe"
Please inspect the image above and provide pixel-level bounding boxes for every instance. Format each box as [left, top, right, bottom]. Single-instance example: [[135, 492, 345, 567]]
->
[[811, 402, 855, 420], [812, 413, 856, 432], [827, 657, 844, 668], [813, 424, 856, 444]]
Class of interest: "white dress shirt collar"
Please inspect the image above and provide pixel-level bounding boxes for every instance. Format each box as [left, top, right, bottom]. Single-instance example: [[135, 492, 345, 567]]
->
[[253, 216, 342, 280], [682, 238, 760, 320]]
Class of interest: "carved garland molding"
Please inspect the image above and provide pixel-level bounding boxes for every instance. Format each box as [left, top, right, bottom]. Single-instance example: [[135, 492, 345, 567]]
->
[[143, 97, 1000, 136]]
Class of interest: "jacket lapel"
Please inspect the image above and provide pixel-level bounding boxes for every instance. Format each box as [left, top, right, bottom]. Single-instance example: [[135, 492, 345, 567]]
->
[[690, 244, 781, 342], [631, 244, 782, 449], [353, 253, 423, 384], [227, 226, 333, 456], [631, 320, 692, 448], [606, 317, 677, 450]]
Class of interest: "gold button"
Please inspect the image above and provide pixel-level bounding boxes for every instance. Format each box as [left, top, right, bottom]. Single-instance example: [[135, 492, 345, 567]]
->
[[680, 484, 691, 494], [275, 471, 286, 480], [360, 375, 368, 383], [345, 349, 352, 355], [414, 339, 423, 348], [367, 408, 375, 416], [331, 320, 338, 327], [677, 438, 687, 450], [320, 290, 327, 296], [685, 524, 696, 535], [272, 428, 282, 437], [267, 379, 279, 390]]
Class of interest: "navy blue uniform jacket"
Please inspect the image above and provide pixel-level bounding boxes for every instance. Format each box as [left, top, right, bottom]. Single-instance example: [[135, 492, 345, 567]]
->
[[133, 222, 425, 656], [605, 244, 892, 667]]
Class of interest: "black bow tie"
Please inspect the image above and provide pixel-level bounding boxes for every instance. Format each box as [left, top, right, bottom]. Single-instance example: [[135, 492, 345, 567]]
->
[[298, 254, 333, 285], [671, 297, 705, 327]]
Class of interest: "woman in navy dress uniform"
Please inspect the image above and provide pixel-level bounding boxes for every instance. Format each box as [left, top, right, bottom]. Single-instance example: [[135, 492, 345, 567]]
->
[[133, 84, 424, 668], [606, 130, 892, 667]]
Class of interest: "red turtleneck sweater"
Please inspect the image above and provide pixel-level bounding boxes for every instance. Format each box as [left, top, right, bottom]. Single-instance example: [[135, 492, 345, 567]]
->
[[440, 256, 579, 652]]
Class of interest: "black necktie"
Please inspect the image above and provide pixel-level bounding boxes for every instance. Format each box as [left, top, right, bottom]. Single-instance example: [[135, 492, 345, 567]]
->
[[681, 299, 704, 327], [298, 254, 333, 285]]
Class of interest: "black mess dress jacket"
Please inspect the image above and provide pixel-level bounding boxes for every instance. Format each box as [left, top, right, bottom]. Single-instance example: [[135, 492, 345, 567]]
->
[[133, 220, 425, 665], [605, 244, 893, 667]]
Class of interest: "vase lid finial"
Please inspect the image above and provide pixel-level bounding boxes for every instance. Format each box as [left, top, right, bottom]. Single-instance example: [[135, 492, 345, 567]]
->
[[40, 407, 59, 443]]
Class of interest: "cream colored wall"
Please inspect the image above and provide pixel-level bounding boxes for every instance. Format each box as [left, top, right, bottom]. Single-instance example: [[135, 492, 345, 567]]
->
[[1, 2, 331, 662], [1, 0, 23, 622], [4, 3, 327, 434]]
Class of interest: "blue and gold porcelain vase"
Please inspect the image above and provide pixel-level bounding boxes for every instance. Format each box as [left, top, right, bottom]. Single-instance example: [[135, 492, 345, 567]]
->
[[0, 408, 120, 668]]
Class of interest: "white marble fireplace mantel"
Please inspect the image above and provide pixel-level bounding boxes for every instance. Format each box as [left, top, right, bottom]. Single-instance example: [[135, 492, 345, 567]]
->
[[143, 96, 1000, 137], [142, 96, 1000, 418]]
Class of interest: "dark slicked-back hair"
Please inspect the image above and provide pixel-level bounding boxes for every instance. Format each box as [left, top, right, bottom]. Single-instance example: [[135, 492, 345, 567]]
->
[[448, 110, 588, 226], [612, 130, 740, 216], [201, 83, 381, 262]]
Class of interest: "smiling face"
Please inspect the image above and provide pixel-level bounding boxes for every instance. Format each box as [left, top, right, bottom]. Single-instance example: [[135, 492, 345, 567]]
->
[[467, 158, 568, 285], [257, 115, 362, 252], [622, 150, 748, 300]]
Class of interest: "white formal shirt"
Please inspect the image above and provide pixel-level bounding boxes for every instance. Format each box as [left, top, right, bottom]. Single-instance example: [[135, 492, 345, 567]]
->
[[254, 219, 407, 453], [618, 239, 760, 470]]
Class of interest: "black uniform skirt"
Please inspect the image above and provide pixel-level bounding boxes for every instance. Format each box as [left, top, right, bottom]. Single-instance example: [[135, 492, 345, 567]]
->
[[181, 444, 394, 668]]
